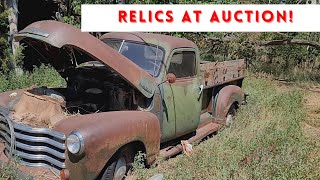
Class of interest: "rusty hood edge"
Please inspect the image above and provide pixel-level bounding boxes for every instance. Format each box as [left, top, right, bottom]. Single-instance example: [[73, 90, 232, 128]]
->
[[14, 20, 156, 98]]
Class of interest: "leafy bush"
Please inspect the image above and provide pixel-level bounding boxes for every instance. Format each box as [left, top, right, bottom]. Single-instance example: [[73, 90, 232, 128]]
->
[[0, 64, 65, 92], [0, 3, 11, 72]]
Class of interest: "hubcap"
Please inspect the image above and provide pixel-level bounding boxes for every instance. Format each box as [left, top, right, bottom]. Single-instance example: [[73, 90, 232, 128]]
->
[[226, 114, 233, 126], [114, 157, 127, 180]]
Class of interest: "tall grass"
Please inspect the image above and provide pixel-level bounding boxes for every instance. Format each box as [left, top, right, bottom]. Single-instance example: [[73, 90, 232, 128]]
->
[[133, 77, 320, 180], [252, 63, 320, 83], [0, 64, 65, 93]]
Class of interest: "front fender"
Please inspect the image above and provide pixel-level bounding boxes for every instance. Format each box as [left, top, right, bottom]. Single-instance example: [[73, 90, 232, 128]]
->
[[0, 89, 27, 107], [54, 111, 160, 180]]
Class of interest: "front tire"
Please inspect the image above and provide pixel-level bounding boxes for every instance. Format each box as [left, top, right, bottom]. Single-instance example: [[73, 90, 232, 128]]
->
[[101, 148, 134, 180]]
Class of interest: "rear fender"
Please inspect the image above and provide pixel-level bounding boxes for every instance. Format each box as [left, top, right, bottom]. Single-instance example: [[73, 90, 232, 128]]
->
[[54, 111, 160, 180], [213, 85, 244, 124]]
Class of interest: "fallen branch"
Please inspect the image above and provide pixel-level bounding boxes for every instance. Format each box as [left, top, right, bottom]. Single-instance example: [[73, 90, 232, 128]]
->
[[257, 39, 320, 49], [205, 36, 239, 43], [205, 35, 320, 50]]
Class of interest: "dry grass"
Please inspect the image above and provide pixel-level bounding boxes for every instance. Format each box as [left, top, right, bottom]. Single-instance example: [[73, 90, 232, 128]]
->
[[0, 159, 19, 180]]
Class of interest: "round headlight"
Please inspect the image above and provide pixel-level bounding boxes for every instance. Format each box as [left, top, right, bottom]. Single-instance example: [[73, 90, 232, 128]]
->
[[66, 132, 84, 155]]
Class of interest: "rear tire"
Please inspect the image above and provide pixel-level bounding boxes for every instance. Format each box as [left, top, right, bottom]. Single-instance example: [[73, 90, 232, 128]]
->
[[101, 147, 134, 180], [226, 103, 237, 127]]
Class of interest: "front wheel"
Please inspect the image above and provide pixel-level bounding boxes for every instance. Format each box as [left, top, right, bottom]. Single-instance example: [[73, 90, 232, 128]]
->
[[101, 148, 134, 180]]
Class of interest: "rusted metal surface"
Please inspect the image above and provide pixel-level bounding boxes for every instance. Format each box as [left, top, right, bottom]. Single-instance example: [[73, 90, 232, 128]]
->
[[159, 122, 220, 158], [213, 85, 245, 124], [200, 59, 246, 89], [53, 111, 160, 180], [1, 92, 160, 180], [14, 20, 156, 98], [153, 94, 161, 113], [12, 91, 65, 128], [0, 89, 27, 107], [166, 73, 177, 84]]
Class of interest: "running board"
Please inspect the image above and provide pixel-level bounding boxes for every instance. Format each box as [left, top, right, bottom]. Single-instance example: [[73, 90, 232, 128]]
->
[[159, 122, 220, 158]]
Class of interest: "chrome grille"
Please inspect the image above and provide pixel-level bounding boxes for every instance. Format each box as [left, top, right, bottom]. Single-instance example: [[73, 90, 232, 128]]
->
[[0, 110, 66, 173], [0, 111, 11, 151]]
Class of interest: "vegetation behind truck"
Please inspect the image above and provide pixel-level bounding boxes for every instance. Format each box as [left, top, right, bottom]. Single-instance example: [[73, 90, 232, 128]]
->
[[0, 21, 246, 180]]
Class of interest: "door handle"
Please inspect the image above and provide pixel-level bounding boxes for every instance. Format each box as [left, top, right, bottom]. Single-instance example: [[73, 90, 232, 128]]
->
[[199, 84, 204, 95]]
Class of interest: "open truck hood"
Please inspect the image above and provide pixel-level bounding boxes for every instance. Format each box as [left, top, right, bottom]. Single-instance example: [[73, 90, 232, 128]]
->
[[14, 20, 156, 98]]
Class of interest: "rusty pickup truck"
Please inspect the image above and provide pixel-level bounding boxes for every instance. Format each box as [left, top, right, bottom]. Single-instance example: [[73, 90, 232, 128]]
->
[[0, 20, 246, 180]]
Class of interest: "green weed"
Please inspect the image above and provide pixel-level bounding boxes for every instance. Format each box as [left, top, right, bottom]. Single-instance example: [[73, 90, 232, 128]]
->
[[0, 64, 65, 93]]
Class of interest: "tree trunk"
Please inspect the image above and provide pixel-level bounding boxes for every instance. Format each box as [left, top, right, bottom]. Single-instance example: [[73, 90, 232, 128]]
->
[[6, 0, 20, 71]]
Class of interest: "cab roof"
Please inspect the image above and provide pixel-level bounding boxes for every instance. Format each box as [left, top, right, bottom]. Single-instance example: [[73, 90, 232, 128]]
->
[[100, 32, 198, 52]]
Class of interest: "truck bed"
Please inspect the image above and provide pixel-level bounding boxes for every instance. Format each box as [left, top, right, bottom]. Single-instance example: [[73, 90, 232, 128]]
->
[[200, 59, 246, 89]]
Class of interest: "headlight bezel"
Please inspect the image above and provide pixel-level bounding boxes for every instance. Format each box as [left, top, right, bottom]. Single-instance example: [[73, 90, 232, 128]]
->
[[66, 131, 85, 155]]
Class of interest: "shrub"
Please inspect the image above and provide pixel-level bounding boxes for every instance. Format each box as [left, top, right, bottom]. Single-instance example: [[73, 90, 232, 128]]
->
[[0, 64, 65, 93]]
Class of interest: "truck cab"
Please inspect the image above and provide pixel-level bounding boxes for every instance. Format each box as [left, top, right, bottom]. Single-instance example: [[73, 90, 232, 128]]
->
[[100, 33, 203, 142]]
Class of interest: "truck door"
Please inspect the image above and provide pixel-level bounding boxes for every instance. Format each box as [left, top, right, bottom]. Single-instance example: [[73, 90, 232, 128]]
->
[[162, 49, 202, 138]]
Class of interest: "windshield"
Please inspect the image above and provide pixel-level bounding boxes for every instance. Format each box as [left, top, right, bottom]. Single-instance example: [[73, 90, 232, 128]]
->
[[103, 39, 164, 77]]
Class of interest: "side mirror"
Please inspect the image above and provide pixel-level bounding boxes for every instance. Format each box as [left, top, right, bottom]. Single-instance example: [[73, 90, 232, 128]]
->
[[166, 73, 176, 84]]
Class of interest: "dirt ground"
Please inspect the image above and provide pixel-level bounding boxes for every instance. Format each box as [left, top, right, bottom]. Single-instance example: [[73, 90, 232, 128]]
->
[[276, 81, 320, 138], [303, 86, 320, 139]]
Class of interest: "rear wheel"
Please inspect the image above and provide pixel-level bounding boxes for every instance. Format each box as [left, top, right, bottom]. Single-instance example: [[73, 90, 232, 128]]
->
[[101, 148, 134, 180], [226, 103, 237, 127]]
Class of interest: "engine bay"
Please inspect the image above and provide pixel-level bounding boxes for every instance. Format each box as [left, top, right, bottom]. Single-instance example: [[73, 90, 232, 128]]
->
[[4, 37, 155, 128], [62, 64, 139, 114], [8, 64, 151, 128]]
